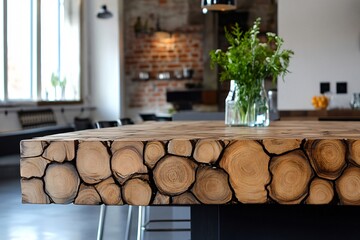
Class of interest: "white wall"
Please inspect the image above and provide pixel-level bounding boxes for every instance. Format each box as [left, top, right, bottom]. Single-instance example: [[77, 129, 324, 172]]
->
[[84, 0, 124, 121], [278, 0, 360, 110]]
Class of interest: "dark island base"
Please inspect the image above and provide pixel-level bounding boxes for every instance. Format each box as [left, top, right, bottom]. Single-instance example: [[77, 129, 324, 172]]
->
[[191, 205, 360, 240]]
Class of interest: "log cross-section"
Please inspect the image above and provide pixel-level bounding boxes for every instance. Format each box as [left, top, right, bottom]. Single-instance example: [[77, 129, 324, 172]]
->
[[111, 141, 147, 184], [193, 140, 222, 164], [44, 162, 80, 204], [19, 121, 360, 206], [305, 140, 346, 180], [42, 141, 75, 162], [268, 150, 313, 204], [77, 142, 112, 184], [192, 166, 232, 204], [220, 140, 270, 203], [144, 141, 166, 168], [154, 156, 197, 196]]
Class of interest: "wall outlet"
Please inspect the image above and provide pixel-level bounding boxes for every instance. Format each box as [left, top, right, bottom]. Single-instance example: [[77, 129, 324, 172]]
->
[[336, 82, 347, 94], [320, 82, 330, 94]]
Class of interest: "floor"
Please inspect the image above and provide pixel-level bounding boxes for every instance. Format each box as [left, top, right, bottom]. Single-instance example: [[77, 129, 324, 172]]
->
[[0, 155, 190, 240]]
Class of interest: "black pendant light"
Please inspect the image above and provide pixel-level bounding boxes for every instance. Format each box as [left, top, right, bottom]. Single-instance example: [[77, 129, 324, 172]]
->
[[201, 0, 237, 12], [97, 5, 113, 19]]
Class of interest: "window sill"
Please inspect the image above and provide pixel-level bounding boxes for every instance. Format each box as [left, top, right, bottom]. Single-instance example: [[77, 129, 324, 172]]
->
[[37, 100, 83, 106]]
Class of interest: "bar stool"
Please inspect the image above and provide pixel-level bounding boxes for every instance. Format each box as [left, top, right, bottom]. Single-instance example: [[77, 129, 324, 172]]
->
[[95, 119, 134, 240], [137, 206, 190, 240]]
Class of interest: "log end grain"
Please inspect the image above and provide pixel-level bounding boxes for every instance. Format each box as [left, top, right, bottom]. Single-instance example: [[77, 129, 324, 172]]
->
[[75, 184, 101, 205], [220, 140, 270, 203], [122, 178, 152, 206], [21, 178, 50, 204], [192, 166, 232, 204], [193, 140, 222, 164], [306, 139, 346, 180], [268, 150, 313, 204], [44, 163, 80, 204], [168, 140, 193, 157], [306, 178, 334, 204], [153, 156, 197, 196], [77, 142, 112, 184], [20, 157, 49, 178], [336, 167, 360, 205]]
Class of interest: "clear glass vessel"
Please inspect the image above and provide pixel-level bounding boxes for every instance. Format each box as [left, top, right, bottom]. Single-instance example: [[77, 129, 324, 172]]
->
[[225, 80, 269, 127]]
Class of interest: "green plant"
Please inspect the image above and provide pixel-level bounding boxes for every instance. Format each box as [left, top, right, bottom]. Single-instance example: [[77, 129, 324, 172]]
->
[[210, 18, 294, 125], [59, 77, 67, 89], [51, 73, 59, 88]]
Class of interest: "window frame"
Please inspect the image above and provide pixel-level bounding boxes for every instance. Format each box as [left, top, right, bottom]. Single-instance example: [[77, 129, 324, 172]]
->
[[0, 0, 82, 106]]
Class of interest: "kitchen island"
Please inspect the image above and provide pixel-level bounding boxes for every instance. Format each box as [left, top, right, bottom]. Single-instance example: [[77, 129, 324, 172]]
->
[[20, 121, 360, 239]]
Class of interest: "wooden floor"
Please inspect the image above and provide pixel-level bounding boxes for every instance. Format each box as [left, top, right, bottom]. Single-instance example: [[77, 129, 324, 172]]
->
[[0, 155, 190, 240]]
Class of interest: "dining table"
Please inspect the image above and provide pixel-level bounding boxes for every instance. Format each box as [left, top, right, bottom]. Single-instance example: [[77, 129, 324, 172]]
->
[[20, 120, 360, 239]]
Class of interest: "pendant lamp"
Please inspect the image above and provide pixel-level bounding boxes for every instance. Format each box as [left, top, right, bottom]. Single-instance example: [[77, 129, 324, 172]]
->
[[97, 5, 113, 19], [201, 0, 237, 11]]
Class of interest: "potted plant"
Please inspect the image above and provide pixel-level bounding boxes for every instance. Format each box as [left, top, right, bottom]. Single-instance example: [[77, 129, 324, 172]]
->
[[210, 18, 294, 127]]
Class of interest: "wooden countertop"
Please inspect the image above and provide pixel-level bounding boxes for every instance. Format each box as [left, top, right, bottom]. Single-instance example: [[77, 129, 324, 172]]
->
[[26, 120, 360, 141], [20, 121, 360, 206]]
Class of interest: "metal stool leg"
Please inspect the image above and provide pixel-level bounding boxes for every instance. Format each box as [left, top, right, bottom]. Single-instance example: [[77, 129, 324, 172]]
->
[[97, 205, 107, 240], [125, 205, 133, 240], [137, 206, 146, 240]]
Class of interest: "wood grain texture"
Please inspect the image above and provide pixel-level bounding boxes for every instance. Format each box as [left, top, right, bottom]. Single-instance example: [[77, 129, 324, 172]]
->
[[29, 121, 360, 142], [168, 139, 192, 157], [154, 156, 197, 196], [21, 141, 47, 157], [193, 140, 222, 164], [263, 139, 301, 155], [44, 163, 80, 204], [42, 141, 75, 162], [268, 150, 313, 204], [144, 141, 166, 168], [153, 192, 170, 205], [20, 121, 360, 206], [111, 141, 147, 184], [122, 178, 152, 205], [220, 140, 270, 203], [306, 178, 334, 204], [20, 156, 49, 178], [305, 140, 346, 180], [21, 178, 50, 204], [172, 192, 200, 205], [336, 167, 360, 205], [192, 166, 232, 204], [76, 142, 112, 184], [75, 184, 101, 205], [95, 177, 123, 205], [348, 139, 360, 166]]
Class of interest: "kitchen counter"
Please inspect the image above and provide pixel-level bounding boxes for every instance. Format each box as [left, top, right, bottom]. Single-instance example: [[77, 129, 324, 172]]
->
[[20, 121, 360, 239], [280, 109, 360, 120], [20, 120, 360, 205]]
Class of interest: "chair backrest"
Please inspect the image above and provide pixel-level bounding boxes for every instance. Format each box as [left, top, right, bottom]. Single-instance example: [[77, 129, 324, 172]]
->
[[94, 120, 121, 129], [139, 113, 157, 121], [172, 111, 225, 121], [119, 118, 135, 125]]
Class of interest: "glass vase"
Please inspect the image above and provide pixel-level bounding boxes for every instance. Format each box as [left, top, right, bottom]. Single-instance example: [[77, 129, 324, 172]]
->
[[254, 81, 270, 127], [225, 80, 254, 126], [225, 80, 269, 127]]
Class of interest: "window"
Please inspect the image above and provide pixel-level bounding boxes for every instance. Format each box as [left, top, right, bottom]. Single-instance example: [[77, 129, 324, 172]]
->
[[0, 0, 5, 101], [0, 0, 81, 103]]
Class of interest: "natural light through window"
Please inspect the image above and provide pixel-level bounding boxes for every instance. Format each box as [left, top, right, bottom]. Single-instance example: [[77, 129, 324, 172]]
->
[[0, 0, 4, 101], [7, 0, 32, 100], [41, 0, 81, 101], [0, 0, 81, 104]]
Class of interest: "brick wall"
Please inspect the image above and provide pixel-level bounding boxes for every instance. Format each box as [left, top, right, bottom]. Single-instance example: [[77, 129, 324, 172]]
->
[[124, 0, 204, 115], [123, 0, 277, 118]]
